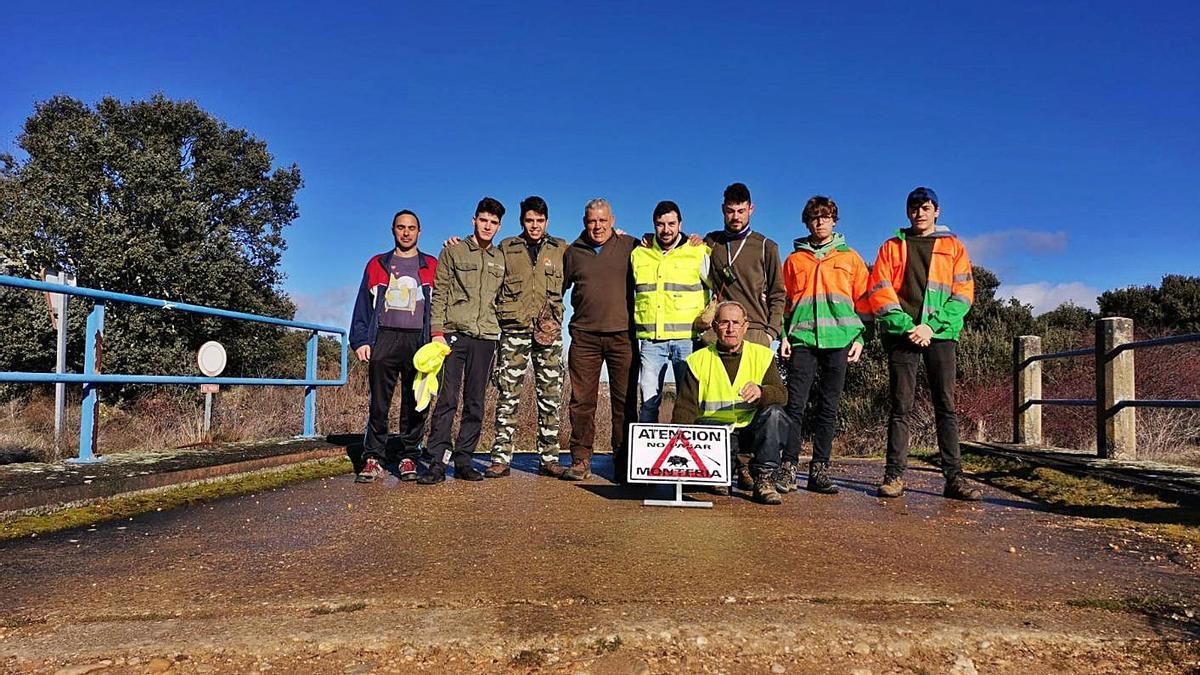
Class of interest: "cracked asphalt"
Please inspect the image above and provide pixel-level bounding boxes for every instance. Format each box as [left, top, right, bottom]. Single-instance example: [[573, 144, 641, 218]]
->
[[2, 457, 1199, 673]]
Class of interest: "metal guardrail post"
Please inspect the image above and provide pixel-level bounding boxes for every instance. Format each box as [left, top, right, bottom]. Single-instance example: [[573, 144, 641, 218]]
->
[[73, 300, 106, 464], [302, 331, 318, 437], [1013, 335, 1042, 445], [1096, 317, 1136, 459]]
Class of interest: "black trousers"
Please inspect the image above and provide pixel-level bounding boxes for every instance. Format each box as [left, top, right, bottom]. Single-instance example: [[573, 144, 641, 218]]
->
[[783, 345, 850, 465], [427, 333, 497, 469], [885, 338, 961, 480], [702, 405, 788, 476], [364, 328, 427, 462]]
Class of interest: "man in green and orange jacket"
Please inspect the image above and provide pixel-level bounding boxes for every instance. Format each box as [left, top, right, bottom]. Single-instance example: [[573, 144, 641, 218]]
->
[[867, 187, 982, 501], [779, 196, 870, 495]]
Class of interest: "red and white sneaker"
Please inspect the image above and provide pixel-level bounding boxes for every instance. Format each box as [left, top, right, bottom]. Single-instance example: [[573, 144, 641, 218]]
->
[[399, 458, 418, 481], [355, 457, 384, 484]]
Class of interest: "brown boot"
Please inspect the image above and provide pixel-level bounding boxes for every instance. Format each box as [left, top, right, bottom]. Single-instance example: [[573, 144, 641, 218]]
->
[[752, 474, 782, 505], [560, 460, 591, 481], [736, 464, 755, 491], [539, 460, 567, 478], [484, 462, 511, 478], [877, 474, 904, 498], [943, 476, 983, 501]]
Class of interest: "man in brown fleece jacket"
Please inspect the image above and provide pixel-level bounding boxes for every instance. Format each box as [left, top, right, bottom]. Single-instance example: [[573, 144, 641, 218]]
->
[[703, 182, 787, 348], [561, 198, 640, 483]]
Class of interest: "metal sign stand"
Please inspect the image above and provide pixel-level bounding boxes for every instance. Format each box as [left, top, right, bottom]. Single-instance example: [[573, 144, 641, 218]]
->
[[643, 483, 714, 509], [44, 271, 76, 452]]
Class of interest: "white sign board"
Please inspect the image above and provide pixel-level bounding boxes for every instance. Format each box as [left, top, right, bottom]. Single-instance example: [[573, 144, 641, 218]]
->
[[197, 341, 227, 377], [627, 423, 730, 486]]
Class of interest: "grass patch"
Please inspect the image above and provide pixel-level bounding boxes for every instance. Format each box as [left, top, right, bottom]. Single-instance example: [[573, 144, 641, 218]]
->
[[0, 457, 351, 541], [1068, 595, 1198, 628], [912, 448, 1200, 547]]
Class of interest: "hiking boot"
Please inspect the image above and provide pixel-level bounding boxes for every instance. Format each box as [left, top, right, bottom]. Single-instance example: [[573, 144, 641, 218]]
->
[[416, 463, 446, 485], [772, 461, 797, 493], [539, 460, 567, 478], [943, 476, 983, 501], [806, 461, 839, 495], [752, 474, 783, 505], [876, 473, 904, 498], [355, 457, 384, 484], [484, 462, 511, 478], [456, 464, 485, 481], [398, 458, 418, 482], [560, 460, 591, 481], [736, 464, 755, 491]]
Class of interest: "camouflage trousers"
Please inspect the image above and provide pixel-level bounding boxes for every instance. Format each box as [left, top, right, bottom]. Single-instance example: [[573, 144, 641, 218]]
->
[[489, 330, 564, 465]]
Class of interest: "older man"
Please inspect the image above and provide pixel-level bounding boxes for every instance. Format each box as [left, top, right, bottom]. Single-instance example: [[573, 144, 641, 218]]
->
[[672, 301, 790, 505], [561, 198, 640, 482]]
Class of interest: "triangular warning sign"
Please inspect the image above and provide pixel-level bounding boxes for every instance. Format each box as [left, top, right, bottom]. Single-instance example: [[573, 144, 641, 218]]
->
[[650, 430, 710, 475]]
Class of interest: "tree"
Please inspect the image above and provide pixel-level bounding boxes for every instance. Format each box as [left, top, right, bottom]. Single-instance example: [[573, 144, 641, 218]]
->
[[1098, 275, 1200, 334], [0, 94, 302, 388]]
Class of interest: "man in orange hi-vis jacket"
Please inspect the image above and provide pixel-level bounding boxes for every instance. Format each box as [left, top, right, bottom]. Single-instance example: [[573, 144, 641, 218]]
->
[[778, 196, 871, 496], [867, 187, 982, 501]]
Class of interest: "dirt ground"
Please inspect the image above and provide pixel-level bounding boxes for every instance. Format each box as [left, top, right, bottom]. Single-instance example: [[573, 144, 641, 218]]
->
[[2, 457, 1199, 674]]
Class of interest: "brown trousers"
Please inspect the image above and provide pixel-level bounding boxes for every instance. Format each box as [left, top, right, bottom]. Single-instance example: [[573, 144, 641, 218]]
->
[[567, 330, 638, 469]]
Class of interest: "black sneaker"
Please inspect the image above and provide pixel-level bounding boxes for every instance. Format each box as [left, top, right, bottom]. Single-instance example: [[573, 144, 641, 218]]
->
[[455, 465, 485, 481], [806, 461, 839, 495], [416, 464, 446, 485], [772, 461, 797, 493], [943, 476, 983, 501], [355, 457, 384, 484]]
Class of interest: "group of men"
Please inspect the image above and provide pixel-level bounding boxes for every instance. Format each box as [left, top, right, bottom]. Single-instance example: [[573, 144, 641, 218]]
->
[[348, 184, 982, 505]]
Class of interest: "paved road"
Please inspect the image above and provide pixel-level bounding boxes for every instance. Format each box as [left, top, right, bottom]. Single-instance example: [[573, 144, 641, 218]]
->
[[2, 457, 1198, 673]]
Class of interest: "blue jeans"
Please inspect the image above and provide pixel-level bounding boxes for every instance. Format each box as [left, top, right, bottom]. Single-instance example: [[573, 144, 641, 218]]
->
[[638, 338, 694, 423]]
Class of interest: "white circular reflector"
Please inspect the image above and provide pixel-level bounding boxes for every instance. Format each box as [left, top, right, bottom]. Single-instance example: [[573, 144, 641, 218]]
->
[[197, 341, 227, 377]]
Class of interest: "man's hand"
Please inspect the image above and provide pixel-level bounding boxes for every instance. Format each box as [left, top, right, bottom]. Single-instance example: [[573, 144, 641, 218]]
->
[[355, 345, 371, 363], [433, 335, 448, 346], [779, 341, 792, 359], [847, 342, 863, 363], [739, 382, 762, 404], [686, 233, 703, 247], [907, 324, 933, 347], [443, 236, 462, 247]]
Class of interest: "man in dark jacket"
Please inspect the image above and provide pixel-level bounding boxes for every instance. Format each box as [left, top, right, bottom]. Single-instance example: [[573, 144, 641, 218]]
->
[[349, 210, 438, 484], [561, 198, 640, 482]]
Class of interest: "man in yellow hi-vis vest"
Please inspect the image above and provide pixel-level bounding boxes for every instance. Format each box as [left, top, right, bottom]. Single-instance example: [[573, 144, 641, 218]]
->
[[671, 301, 791, 504], [631, 200, 711, 423]]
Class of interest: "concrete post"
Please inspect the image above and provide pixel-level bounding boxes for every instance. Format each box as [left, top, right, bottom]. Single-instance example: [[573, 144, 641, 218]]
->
[[1013, 335, 1042, 445], [1096, 317, 1136, 459]]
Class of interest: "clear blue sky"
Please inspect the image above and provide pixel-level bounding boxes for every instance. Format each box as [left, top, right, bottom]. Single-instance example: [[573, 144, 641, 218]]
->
[[4, 1, 1198, 325]]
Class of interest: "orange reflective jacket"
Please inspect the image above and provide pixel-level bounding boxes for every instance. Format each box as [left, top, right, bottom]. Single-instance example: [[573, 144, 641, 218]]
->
[[867, 227, 974, 340], [782, 234, 871, 349]]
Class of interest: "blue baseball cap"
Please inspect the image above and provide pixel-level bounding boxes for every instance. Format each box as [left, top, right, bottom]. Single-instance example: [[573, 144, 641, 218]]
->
[[907, 187, 939, 209]]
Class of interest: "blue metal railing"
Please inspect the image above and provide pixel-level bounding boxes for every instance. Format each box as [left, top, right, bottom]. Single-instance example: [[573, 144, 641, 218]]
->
[[0, 274, 348, 463]]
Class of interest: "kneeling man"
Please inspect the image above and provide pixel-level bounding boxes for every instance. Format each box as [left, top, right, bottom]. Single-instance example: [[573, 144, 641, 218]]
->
[[671, 301, 790, 504]]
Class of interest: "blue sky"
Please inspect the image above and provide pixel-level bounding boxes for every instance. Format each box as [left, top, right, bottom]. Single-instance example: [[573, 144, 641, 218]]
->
[[4, 1, 1198, 325]]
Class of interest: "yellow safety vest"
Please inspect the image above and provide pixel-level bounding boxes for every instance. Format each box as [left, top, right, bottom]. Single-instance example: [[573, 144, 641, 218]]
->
[[685, 342, 775, 428], [631, 240, 709, 340]]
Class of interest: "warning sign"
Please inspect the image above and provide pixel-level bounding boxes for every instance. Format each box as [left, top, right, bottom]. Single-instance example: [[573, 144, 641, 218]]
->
[[627, 424, 730, 486]]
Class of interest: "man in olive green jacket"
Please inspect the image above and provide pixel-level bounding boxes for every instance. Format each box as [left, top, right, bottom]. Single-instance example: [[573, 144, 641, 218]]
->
[[485, 196, 569, 478], [417, 197, 507, 485]]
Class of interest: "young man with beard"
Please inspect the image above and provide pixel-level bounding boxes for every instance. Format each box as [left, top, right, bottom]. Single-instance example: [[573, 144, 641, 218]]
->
[[631, 200, 711, 423], [867, 187, 982, 501], [417, 197, 507, 485], [777, 196, 870, 495], [349, 210, 438, 484], [484, 196, 569, 478], [703, 182, 787, 490]]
